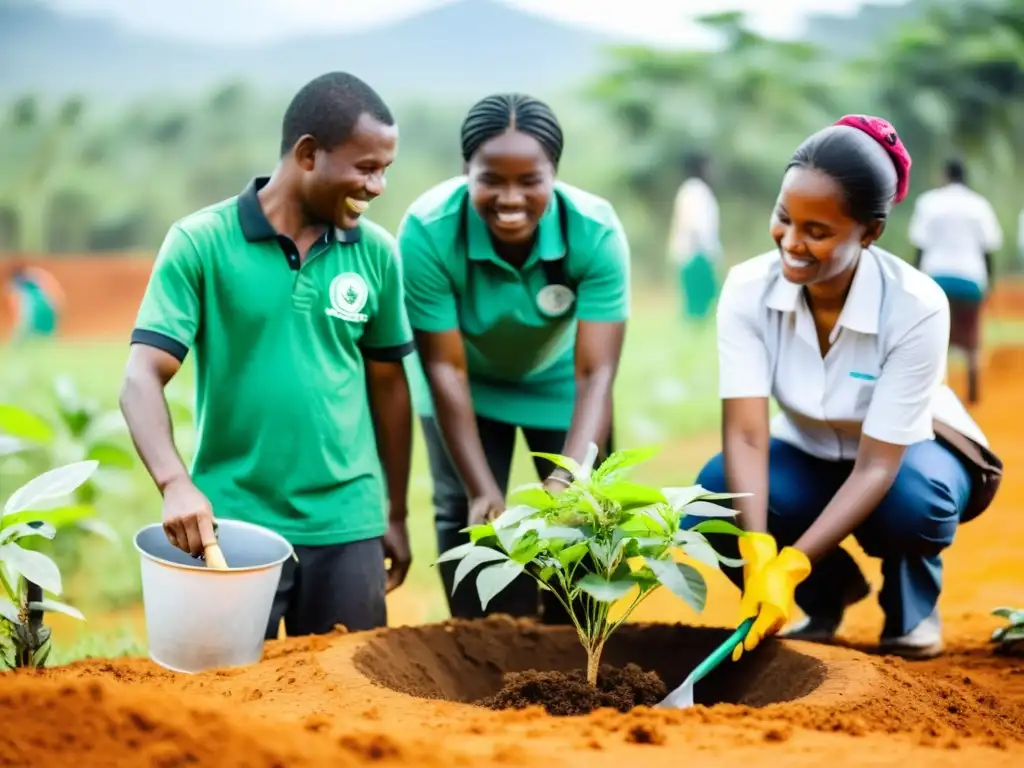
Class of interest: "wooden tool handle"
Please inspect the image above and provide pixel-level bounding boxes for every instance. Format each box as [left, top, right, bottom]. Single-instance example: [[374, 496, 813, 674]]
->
[[203, 542, 229, 570]]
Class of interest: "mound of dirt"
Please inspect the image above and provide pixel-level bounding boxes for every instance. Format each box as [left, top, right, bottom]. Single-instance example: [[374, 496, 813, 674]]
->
[[479, 663, 667, 716], [0, 674, 432, 768]]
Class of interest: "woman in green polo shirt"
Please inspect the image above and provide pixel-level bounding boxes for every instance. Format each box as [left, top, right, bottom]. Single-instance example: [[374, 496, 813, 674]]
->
[[398, 93, 631, 623]]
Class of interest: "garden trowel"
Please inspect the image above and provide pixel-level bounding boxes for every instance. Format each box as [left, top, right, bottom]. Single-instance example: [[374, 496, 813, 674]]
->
[[658, 617, 755, 709]]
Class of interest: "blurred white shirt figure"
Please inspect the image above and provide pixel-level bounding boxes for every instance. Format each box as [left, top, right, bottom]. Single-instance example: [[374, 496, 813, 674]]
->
[[1017, 207, 1024, 264], [907, 157, 1002, 403], [667, 153, 721, 323]]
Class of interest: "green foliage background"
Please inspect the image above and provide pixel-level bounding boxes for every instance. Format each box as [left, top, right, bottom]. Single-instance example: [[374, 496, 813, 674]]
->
[[2, 1, 1023, 281]]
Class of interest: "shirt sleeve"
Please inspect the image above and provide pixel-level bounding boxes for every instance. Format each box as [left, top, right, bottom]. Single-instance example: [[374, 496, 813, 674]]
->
[[575, 215, 631, 323], [861, 305, 949, 445], [717, 268, 771, 399], [130, 224, 203, 361], [361, 239, 415, 362], [397, 214, 460, 334]]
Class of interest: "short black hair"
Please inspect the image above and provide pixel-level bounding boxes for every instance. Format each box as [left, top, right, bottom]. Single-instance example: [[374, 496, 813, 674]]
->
[[786, 125, 899, 222], [944, 157, 967, 184], [684, 152, 709, 179], [460, 93, 564, 168], [279, 72, 394, 157]]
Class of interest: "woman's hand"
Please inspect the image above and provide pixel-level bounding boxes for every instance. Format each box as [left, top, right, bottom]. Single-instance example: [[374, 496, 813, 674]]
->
[[733, 533, 812, 660]]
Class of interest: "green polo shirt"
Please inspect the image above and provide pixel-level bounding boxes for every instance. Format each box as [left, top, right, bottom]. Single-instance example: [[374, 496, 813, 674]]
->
[[131, 177, 414, 547], [398, 176, 630, 430]]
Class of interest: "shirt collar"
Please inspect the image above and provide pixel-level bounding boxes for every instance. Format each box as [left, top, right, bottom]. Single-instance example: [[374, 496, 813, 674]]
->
[[236, 176, 362, 245], [765, 248, 882, 336], [466, 192, 566, 269]]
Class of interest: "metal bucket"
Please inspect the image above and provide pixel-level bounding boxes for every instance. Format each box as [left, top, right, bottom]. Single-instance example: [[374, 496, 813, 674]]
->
[[134, 519, 294, 674]]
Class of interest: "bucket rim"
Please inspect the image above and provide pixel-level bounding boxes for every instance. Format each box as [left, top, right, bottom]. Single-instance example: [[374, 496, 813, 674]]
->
[[133, 518, 295, 573]]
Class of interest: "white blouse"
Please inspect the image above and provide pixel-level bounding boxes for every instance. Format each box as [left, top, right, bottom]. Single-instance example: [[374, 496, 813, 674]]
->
[[716, 246, 987, 462]]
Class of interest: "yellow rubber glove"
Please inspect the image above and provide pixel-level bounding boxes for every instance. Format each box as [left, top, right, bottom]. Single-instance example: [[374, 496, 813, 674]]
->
[[732, 543, 812, 661], [738, 531, 778, 584]]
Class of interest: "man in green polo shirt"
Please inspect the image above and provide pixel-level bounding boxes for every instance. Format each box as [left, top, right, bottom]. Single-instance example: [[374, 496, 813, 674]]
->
[[119, 72, 415, 638], [398, 93, 630, 623]]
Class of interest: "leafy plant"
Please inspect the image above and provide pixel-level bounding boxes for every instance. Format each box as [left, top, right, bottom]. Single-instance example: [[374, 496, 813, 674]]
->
[[436, 443, 749, 686], [990, 606, 1024, 656], [0, 460, 99, 669]]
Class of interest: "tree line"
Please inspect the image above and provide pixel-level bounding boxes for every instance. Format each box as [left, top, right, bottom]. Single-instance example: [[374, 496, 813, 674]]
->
[[1, 0, 1022, 282]]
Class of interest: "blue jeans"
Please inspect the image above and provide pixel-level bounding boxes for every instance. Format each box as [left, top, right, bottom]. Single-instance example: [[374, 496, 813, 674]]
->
[[686, 438, 972, 637]]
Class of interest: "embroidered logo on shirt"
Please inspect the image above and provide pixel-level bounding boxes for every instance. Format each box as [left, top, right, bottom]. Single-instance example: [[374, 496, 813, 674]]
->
[[849, 371, 877, 381], [326, 272, 369, 323]]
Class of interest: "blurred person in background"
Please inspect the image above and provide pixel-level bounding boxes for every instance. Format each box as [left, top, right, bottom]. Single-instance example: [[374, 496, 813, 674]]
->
[[908, 157, 1003, 404], [691, 116, 998, 661], [120, 72, 415, 639], [4, 261, 64, 343], [666, 152, 722, 324], [397, 93, 630, 623]]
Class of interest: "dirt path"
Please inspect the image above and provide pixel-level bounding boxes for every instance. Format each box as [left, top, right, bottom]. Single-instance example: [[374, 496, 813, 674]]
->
[[3, 350, 1024, 767]]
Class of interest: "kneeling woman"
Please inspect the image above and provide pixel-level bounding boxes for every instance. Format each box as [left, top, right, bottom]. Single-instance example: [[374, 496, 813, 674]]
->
[[398, 94, 630, 622], [696, 115, 999, 660]]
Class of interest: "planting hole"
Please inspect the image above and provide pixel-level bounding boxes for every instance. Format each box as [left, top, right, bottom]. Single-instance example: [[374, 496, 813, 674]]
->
[[354, 616, 827, 716]]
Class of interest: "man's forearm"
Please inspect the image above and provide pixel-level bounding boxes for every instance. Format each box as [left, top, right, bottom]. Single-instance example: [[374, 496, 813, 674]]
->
[[368, 366, 412, 521], [119, 367, 189, 492], [426, 363, 500, 499]]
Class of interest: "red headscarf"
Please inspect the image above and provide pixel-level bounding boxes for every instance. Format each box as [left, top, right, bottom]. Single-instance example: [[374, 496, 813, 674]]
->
[[833, 114, 912, 204]]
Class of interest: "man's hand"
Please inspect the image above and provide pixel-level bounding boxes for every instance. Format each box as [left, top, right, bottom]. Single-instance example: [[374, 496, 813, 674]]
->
[[468, 492, 505, 527], [382, 517, 411, 593], [161, 476, 216, 558]]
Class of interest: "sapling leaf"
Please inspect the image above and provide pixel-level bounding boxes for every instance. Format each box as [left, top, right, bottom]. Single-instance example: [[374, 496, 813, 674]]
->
[[522, 522, 585, 543], [530, 451, 582, 478], [435, 541, 475, 565], [0, 521, 57, 544], [991, 607, 1024, 625], [452, 547, 509, 593], [4, 460, 99, 517], [468, 524, 495, 543], [557, 541, 589, 568], [1, 504, 95, 531], [688, 519, 746, 537], [28, 599, 84, 621], [592, 445, 661, 483], [679, 500, 740, 518], [577, 574, 637, 603], [644, 557, 707, 612], [539, 565, 557, 583], [0, 544, 62, 595], [0, 596, 21, 624], [477, 560, 526, 611], [495, 522, 527, 554], [508, 485, 557, 511], [600, 481, 667, 510], [662, 486, 750, 512], [493, 505, 540, 531], [0, 404, 55, 444], [677, 536, 721, 570]]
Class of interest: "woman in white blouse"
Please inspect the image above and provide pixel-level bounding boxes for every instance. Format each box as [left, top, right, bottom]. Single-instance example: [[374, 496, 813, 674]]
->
[[692, 115, 996, 661]]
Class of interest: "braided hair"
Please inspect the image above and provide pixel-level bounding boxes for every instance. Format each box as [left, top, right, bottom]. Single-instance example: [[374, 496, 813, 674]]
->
[[460, 93, 564, 168]]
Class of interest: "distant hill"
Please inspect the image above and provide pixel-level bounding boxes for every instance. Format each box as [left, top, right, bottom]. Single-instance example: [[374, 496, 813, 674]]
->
[[801, 0, 931, 58], [0, 0, 619, 103]]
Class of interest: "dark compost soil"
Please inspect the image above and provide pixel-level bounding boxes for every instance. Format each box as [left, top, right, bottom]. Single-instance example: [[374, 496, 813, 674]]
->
[[478, 663, 668, 716]]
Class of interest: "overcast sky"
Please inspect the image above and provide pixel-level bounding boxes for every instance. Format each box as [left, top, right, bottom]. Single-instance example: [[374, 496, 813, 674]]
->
[[42, 0, 906, 47]]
